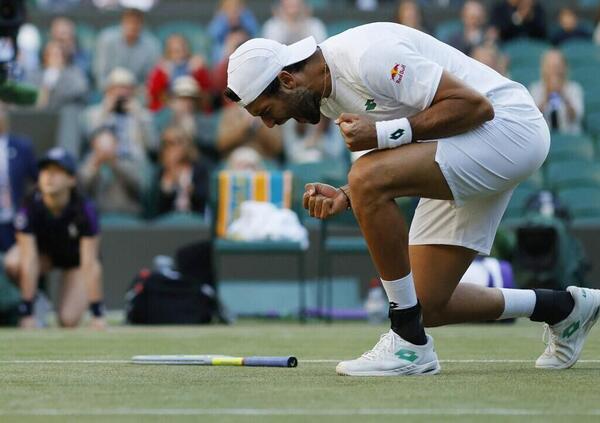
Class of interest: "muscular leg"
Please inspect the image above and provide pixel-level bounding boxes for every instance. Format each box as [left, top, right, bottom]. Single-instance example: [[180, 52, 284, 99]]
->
[[410, 244, 504, 327], [348, 142, 452, 281], [57, 269, 88, 328]]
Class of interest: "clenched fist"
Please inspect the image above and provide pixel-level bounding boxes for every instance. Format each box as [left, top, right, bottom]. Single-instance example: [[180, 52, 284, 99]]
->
[[335, 113, 377, 152], [303, 183, 348, 219]]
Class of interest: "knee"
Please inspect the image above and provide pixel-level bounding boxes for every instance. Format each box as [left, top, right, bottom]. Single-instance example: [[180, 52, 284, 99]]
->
[[58, 312, 81, 328], [348, 156, 390, 204]]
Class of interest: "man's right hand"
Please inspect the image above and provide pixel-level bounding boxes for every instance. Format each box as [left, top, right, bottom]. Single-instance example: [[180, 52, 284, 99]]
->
[[303, 183, 349, 219]]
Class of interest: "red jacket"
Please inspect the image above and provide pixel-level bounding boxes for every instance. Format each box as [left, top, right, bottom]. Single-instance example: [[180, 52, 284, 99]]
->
[[147, 64, 212, 112]]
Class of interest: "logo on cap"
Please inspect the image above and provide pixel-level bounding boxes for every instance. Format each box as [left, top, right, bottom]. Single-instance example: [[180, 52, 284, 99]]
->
[[391, 63, 406, 84]]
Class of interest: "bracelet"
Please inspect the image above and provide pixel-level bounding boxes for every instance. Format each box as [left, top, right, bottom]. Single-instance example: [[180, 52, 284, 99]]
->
[[89, 301, 105, 318], [376, 117, 413, 149], [339, 186, 352, 210], [18, 299, 33, 317]]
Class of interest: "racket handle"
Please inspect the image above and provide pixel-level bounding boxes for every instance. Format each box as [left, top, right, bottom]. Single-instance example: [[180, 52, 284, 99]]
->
[[243, 356, 298, 367]]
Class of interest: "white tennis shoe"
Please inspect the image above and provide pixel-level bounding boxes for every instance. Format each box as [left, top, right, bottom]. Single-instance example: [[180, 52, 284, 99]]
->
[[536, 286, 600, 369], [336, 329, 441, 376]]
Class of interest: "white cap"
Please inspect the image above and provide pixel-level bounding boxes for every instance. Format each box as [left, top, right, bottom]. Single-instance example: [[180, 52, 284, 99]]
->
[[227, 36, 317, 107], [173, 76, 200, 98]]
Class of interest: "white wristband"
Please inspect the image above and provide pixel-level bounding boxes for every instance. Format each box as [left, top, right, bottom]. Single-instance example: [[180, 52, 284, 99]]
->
[[376, 118, 413, 149]]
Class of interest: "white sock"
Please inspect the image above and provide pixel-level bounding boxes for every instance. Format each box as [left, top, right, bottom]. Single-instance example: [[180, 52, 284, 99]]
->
[[499, 288, 536, 319], [381, 272, 418, 310]]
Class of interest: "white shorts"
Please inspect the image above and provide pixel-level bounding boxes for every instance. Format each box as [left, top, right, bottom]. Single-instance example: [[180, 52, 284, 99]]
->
[[409, 92, 550, 255]]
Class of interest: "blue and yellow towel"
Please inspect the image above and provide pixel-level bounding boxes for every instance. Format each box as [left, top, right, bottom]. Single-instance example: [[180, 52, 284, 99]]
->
[[217, 171, 293, 237]]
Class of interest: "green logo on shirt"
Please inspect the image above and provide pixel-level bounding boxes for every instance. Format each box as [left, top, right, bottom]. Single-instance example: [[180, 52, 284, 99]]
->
[[365, 99, 377, 111], [390, 129, 405, 140]]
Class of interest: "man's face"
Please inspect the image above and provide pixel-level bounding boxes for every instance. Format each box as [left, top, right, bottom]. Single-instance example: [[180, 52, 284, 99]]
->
[[245, 84, 321, 128], [122, 14, 143, 43], [39, 164, 75, 196]]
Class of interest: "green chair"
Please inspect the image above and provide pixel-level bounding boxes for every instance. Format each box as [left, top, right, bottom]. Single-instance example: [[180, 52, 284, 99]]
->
[[546, 161, 600, 189], [585, 111, 600, 136], [152, 212, 208, 228], [571, 65, 599, 89], [434, 20, 462, 43], [518, 170, 545, 191], [326, 20, 364, 36], [504, 186, 537, 222], [509, 64, 541, 88], [210, 170, 307, 321], [560, 40, 600, 66], [502, 38, 551, 68], [546, 137, 595, 163], [558, 187, 600, 218], [156, 22, 212, 61], [100, 213, 145, 228]]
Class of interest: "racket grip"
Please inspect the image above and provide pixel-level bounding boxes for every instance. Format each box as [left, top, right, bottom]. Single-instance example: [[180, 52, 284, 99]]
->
[[243, 356, 298, 367]]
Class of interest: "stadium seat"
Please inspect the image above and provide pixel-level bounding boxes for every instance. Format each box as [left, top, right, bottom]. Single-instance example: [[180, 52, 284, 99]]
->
[[558, 187, 600, 218], [156, 22, 212, 61], [502, 38, 551, 68], [326, 20, 364, 36], [151, 212, 208, 228], [510, 64, 541, 88], [546, 161, 600, 189], [504, 186, 537, 221], [560, 39, 600, 66], [76, 23, 97, 55], [546, 137, 595, 163], [571, 64, 599, 89], [100, 213, 145, 228], [518, 170, 545, 191], [585, 111, 600, 136], [434, 20, 462, 43], [210, 170, 308, 321]]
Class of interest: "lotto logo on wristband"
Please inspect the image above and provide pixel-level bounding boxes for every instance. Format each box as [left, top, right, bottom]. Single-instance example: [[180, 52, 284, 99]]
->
[[390, 128, 405, 140]]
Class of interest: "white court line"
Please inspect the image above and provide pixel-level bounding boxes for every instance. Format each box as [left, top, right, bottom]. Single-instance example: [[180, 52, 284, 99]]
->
[[1, 408, 600, 417], [2, 359, 600, 364]]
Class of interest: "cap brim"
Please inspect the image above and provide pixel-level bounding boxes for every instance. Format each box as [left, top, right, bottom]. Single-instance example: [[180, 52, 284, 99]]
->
[[284, 36, 318, 67], [38, 159, 74, 175]]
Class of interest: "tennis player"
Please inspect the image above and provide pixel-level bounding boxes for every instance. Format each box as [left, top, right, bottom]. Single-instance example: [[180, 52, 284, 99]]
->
[[225, 23, 600, 376]]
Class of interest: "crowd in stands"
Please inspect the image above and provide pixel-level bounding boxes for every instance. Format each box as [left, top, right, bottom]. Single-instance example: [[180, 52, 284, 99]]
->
[[1, 0, 599, 243]]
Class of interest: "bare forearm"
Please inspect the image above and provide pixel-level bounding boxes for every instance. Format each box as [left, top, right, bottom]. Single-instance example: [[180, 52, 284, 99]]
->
[[82, 260, 103, 303], [20, 260, 40, 301], [408, 96, 494, 141]]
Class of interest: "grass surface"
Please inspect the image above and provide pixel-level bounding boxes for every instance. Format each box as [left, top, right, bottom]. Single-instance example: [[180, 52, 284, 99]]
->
[[1, 320, 600, 422]]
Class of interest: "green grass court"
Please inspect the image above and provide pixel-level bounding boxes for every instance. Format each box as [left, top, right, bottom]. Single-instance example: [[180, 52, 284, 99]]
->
[[1, 320, 600, 422]]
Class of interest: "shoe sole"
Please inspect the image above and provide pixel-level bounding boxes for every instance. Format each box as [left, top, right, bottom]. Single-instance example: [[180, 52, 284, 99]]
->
[[336, 360, 441, 377], [536, 289, 600, 370]]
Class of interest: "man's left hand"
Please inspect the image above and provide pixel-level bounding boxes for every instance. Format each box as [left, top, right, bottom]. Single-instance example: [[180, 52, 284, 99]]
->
[[335, 113, 377, 152]]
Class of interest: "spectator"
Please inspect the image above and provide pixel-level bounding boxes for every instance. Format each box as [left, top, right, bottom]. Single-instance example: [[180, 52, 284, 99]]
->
[[395, 1, 428, 33], [262, 0, 327, 44], [94, 7, 160, 89], [3, 148, 105, 329], [208, 0, 259, 63], [0, 105, 37, 252], [449, 0, 494, 55], [49, 17, 92, 79], [551, 7, 591, 46], [82, 67, 157, 159], [147, 34, 212, 112], [17, 23, 42, 82], [529, 49, 584, 135], [32, 41, 89, 110], [490, 0, 546, 42], [471, 44, 508, 76], [226, 146, 265, 171], [154, 126, 210, 216], [79, 126, 144, 215], [155, 76, 217, 147], [216, 103, 283, 163], [211, 28, 251, 97], [595, 6, 600, 45]]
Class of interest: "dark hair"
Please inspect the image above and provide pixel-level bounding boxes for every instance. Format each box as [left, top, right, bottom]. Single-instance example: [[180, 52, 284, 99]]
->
[[223, 56, 312, 103]]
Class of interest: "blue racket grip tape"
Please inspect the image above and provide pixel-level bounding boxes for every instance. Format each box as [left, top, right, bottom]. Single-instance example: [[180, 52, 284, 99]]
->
[[243, 356, 298, 367]]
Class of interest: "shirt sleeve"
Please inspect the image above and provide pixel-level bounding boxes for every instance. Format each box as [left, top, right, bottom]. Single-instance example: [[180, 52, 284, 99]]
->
[[358, 41, 443, 112], [14, 206, 33, 234], [79, 200, 100, 237]]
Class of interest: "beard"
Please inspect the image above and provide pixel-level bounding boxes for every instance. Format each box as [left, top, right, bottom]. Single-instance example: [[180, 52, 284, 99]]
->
[[288, 87, 321, 124]]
